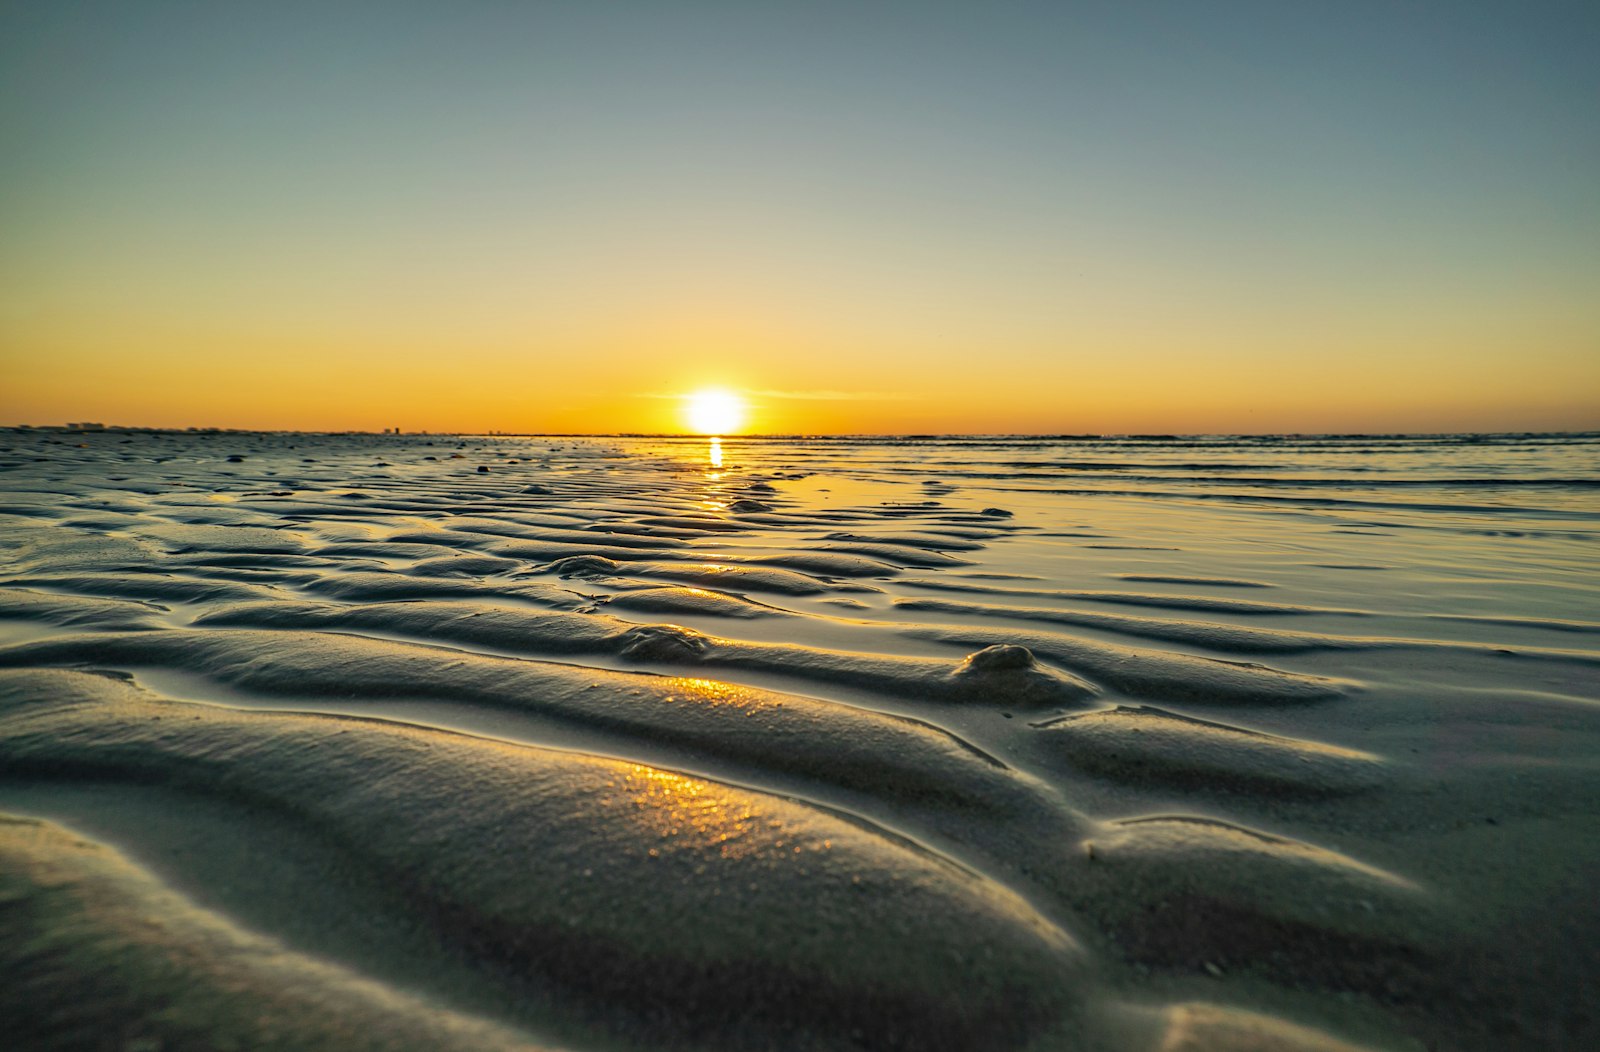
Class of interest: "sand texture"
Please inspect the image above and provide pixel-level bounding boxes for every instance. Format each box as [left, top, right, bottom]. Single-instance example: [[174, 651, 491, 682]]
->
[[2, 429, 1598, 1050]]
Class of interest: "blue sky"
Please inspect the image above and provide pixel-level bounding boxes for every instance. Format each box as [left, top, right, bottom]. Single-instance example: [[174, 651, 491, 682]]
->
[[4, 2, 1596, 431]]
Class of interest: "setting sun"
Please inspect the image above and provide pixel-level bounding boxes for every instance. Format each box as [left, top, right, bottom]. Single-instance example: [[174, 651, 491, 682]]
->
[[685, 389, 746, 435]]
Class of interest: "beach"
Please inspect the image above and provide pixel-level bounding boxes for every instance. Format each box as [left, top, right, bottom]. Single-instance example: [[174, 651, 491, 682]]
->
[[2, 429, 1597, 1051]]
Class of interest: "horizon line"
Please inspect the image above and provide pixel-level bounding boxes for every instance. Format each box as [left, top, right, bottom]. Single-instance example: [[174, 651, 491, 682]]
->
[[10, 424, 1599, 441]]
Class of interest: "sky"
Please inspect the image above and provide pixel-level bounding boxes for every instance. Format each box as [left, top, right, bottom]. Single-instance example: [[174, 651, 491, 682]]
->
[[2, 1, 1597, 434]]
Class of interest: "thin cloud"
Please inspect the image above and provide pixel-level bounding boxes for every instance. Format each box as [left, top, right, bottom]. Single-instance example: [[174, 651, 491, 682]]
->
[[634, 389, 910, 401], [750, 389, 912, 401]]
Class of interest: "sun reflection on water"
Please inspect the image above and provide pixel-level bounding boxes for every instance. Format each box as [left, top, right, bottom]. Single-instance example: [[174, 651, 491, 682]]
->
[[709, 436, 723, 468]]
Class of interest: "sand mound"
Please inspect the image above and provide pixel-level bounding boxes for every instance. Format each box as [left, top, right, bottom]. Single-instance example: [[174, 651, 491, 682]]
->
[[1037, 705, 1385, 795], [0, 668, 1083, 1050], [0, 813, 553, 1052]]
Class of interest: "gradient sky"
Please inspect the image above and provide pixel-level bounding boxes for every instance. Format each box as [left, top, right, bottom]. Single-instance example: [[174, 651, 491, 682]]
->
[[3, 1, 1597, 433]]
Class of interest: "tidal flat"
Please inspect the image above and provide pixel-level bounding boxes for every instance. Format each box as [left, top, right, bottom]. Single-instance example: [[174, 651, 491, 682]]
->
[[2, 429, 1597, 1051]]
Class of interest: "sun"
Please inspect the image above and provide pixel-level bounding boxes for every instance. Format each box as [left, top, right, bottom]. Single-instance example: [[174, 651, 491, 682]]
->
[[685, 389, 746, 435]]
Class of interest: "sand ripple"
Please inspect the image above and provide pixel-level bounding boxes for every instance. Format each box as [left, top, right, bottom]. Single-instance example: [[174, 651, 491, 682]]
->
[[3, 429, 1597, 1050]]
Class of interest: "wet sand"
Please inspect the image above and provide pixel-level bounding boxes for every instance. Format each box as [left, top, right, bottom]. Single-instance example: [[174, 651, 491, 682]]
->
[[2, 429, 1597, 1050]]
